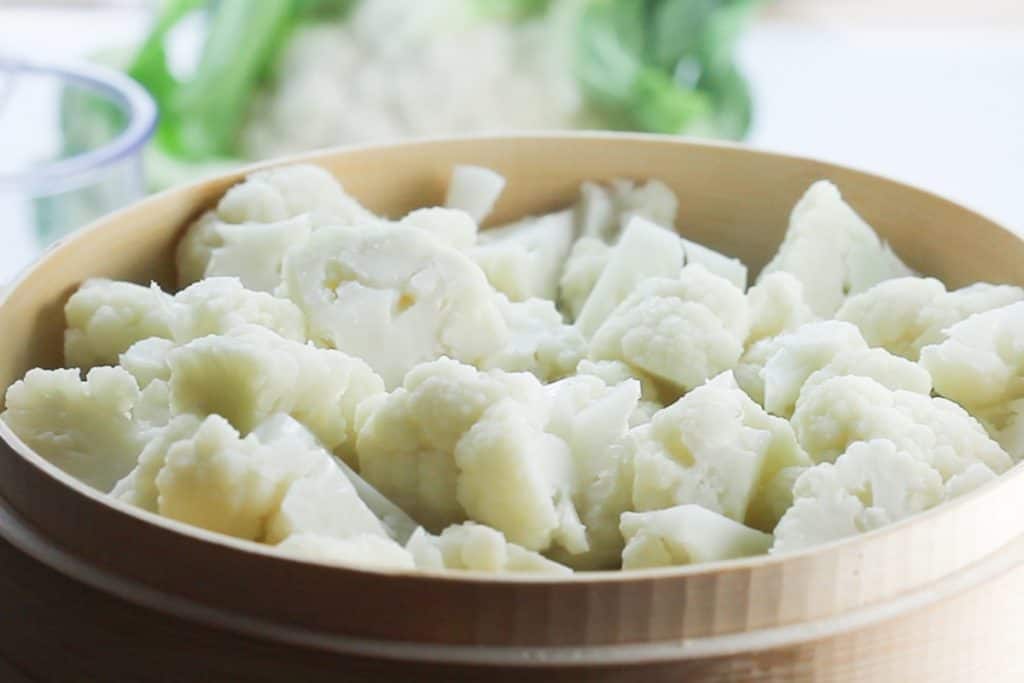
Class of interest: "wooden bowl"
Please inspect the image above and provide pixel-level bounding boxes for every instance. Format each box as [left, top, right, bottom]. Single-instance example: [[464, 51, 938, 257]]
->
[[0, 133, 1022, 682]]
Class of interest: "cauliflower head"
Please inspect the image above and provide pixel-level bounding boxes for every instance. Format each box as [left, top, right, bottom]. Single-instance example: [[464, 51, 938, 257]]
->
[[745, 271, 817, 346], [480, 295, 585, 382], [276, 533, 414, 571], [472, 209, 575, 302]]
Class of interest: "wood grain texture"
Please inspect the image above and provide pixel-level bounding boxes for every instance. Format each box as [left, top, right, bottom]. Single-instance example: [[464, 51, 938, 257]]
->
[[0, 133, 1021, 680]]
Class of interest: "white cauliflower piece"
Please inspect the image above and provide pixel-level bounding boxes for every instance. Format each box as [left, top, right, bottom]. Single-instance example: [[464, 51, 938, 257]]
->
[[799, 347, 932, 403], [167, 325, 384, 463], [558, 236, 610, 321], [177, 164, 379, 289], [837, 277, 1024, 360], [281, 224, 507, 388], [944, 462, 999, 499], [455, 399, 584, 554], [679, 237, 748, 291], [920, 301, 1024, 412], [791, 376, 1012, 479], [543, 375, 640, 569], [472, 209, 575, 301], [481, 295, 585, 382], [772, 439, 944, 554], [575, 179, 678, 241], [631, 372, 811, 531], [2, 367, 146, 491], [276, 533, 414, 571], [759, 181, 913, 317], [356, 358, 547, 531], [65, 277, 305, 369], [405, 523, 571, 575], [621, 505, 771, 568], [178, 214, 313, 293], [115, 413, 386, 544], [735, 320, 868, 416], [589, 267, 749, 396], [119, 337, 176, 387], [575, 217, 684, 337], [984, 399, 1024, 462], [400, 207, 478, 250], [444, 165, 506, 224], [745, 272, 816, 346]]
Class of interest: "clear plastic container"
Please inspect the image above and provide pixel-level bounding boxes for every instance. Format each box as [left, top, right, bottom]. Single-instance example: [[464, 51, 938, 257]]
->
[[0, 57, 156, 280]]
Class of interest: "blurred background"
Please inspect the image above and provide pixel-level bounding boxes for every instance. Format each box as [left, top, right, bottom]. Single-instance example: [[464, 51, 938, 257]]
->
[[1, 0, 1022, 280]]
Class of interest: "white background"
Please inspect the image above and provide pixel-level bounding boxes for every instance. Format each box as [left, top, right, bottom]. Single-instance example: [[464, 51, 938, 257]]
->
[[1, 4, 1022, 281]]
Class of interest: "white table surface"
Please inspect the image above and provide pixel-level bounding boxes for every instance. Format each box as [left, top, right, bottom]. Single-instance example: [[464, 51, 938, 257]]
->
[[1, 7, 1022, 281]]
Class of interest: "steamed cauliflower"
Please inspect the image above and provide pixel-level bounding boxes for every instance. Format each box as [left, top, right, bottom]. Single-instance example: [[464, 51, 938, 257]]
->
[[759, 181, 913, 317], [589, 266, 749, 397], [281, 224, 507, 388], [631, 372, 811, 532], [405, 523, 570, 575], [167, 325, 383, 463], [772, 439, 944, 554], [2, 367, 148, 491], [65, 276, 305, 369], [836, 277, 1024, 360], [11, 162, 1022, 574], [621, 505, 772, 568]]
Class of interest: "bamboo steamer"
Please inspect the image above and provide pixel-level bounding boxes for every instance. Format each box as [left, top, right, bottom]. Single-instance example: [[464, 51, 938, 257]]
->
[[0, 134, 1022, 682]]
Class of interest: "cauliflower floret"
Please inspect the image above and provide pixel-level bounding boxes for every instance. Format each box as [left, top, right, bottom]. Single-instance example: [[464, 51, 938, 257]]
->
[[621, 505, 771, 568], [276, 533, 414, 571], [631, 372, 811, 531], [356, 358, 547, 531], [574, 217, 685, 337], [558, 236, 610, 321], [772, 439, 944, 554], [119, 337, 176, 388], [471, 209, 575, 301], [791, 376, 1011, 479], [983, 399, 1024, 462], [735, 320, 868, 416], [400, 207, 478, 250], [405, 523, 571, 575], [589, 267, 749, 396], [575, 179, 678, 242], [745, 272, 816, 346], [114, 413, 386, 543], [836, 277, 1024, 360], [944, 462, 999, 499], [759, 181, 913, 317], [455, 399, 584, 554], [481, 295, 585, 382], [542, 375, 640, 569], [177, 164, 379, 289], [920, 301, 1024, 412], [444, 165, 506, 224], [799, 347, 932, 403], [65, 277, 305, 369], [167, 325, 383, 463], [281, 224, 507, 388], [2, 367, 147, 491]]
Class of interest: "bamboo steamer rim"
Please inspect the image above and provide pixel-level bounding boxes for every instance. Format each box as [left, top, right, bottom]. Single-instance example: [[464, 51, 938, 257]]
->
[[1, 133, 1022, 654]]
